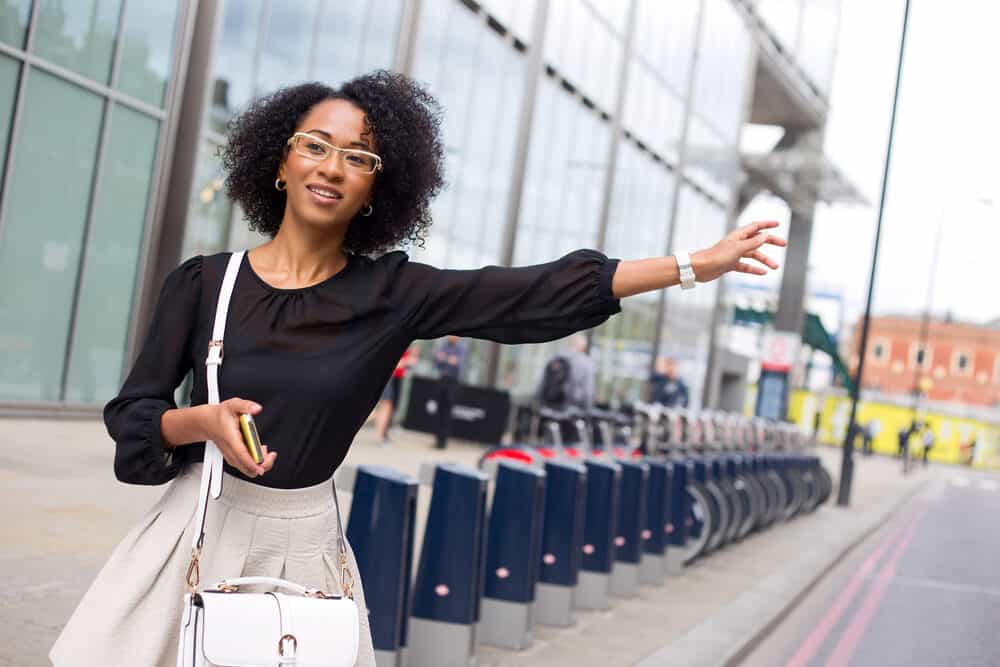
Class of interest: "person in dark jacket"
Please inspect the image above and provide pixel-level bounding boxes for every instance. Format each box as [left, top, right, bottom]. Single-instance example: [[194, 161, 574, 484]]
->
[[649, 355, 689, 408], [431, 335, 467, 449]]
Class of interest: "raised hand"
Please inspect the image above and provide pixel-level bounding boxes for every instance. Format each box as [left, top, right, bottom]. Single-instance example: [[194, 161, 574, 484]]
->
[[691, 220, 786, 283]]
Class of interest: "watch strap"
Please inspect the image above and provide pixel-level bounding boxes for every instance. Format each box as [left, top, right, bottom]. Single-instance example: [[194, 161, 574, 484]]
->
[[675, 250, 696, 290]]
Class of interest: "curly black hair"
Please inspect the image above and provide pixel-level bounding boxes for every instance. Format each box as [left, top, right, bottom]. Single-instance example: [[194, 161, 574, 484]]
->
[[220, 70, 445, 255]]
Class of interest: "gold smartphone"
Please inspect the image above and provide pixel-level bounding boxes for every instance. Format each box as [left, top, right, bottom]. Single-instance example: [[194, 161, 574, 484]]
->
[[238, 413, 265, 464]]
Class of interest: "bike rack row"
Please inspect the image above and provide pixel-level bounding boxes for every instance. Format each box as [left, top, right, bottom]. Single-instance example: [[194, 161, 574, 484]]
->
[[341, 406, 833, 667]]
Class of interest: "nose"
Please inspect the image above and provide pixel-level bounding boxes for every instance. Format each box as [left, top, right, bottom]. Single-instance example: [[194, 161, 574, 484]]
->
[[316, 151, 346, 181]]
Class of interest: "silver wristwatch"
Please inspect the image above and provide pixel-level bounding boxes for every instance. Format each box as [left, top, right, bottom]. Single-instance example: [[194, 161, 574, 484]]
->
[[675, 250, 696, 290]]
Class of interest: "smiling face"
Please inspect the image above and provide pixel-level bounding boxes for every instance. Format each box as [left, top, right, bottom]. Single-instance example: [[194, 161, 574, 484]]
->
[[276, 98, 378, 233]]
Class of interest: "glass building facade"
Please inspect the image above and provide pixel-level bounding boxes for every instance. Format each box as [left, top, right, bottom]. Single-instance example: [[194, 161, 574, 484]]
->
[[0, 0, 841, 413], [0, 0, 189, 407]]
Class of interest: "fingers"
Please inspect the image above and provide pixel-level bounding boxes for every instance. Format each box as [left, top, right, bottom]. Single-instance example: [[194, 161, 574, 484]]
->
[[221, 435, 266, 478], [744, 249, 779, 270], [734, 220, 780, 239], [226, 398, 262, 415], [744, 232, 786, 254], [734, 261, 767, 276], [260, 445, 278, 473]]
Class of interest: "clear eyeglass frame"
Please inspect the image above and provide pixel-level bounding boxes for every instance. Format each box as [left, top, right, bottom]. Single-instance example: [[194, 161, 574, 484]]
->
[[286, 132, 383, 174]]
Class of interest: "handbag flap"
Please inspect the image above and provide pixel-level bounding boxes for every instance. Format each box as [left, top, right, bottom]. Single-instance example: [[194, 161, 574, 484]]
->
[[200, 592, 359, 667]]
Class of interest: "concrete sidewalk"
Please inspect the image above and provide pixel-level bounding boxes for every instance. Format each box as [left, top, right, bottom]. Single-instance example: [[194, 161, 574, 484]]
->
[[0, 417, 929, 667]]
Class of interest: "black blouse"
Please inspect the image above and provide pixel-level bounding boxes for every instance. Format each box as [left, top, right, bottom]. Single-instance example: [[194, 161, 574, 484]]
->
[[105, 250, 621, 488]]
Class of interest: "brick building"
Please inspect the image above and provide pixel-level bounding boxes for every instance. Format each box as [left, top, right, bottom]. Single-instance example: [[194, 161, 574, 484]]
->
[[847, 316, 1000, 407]]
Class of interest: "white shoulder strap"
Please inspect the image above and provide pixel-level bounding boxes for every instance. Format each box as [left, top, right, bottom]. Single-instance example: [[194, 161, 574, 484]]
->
[[191, 251, 244, 552]]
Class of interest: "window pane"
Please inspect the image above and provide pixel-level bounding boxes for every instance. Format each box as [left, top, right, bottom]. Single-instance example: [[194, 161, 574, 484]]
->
[[0, 55, 20, 179], [313, 1, 366, 84], [33, 0, 123, 85], [181, 138, 232, 258], [0, 71, 104, 401], [210, 0, 263, 132], [65, 105, 159, 403], [0, 0, 32, 48], [256, 0, 319, 94], [117, 0, 180, 107], [355, 0, 404, 73]]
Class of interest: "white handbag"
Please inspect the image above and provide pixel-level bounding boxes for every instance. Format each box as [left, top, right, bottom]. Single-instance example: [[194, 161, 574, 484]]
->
[[176, 251, 360, 667]]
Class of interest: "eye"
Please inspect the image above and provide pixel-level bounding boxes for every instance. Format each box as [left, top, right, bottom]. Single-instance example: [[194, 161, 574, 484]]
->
[[304, 141, 327, 155], [344, 153, 367, 166]]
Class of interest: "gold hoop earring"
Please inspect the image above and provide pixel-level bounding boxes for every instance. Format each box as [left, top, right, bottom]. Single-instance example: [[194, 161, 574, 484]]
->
[[361, 203, 373, 217], [275, 179, 287, 191]]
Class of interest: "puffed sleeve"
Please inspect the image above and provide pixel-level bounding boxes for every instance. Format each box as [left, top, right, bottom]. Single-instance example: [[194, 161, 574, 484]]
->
[[396, 249, 621, 342], [103, 256, 202, 485]]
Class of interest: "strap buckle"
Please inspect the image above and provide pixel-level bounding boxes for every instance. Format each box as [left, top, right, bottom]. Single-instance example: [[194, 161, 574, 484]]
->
[[339, 551, 355, 599], [185, 547, 201, 593], [205, 340, 224, 367]]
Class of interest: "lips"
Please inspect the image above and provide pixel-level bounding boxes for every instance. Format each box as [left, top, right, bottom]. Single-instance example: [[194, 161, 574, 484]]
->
[[305, 184, 343, 200]]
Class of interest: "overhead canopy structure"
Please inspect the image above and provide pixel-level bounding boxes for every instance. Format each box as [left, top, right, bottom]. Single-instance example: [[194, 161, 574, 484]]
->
[[744, 13, 829, 130], [742, 147, 869, 216]]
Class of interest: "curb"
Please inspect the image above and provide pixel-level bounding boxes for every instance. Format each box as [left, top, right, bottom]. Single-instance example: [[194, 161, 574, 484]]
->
[[635, 476, 930, 667]]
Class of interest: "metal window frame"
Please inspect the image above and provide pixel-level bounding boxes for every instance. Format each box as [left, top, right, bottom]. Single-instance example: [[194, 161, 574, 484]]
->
[[0, 42, 169, 121], [700, 1, 762, 409], [58, 0, 132, 401], [648, 0, 707, 372], [592, 0, 638, 252], [0, 3, 39, 247], [394, 0, 424, 75]]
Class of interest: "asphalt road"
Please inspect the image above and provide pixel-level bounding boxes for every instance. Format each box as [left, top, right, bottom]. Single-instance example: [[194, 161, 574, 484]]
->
[[740, 466, 1000, 667]]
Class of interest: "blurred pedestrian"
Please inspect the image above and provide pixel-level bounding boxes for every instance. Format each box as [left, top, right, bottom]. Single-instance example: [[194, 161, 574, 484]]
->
[[432, 335, 467, 449], [537, 333, 595, 412], [649, 355, 689, 408], [862, 419, 879, 456], [373, 345, 418, 445], [921, 426, 934, 466]]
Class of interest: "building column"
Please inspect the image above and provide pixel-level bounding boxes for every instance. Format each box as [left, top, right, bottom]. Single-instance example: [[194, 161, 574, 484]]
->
[[482, 0, 550, 387], [773, 202, 817, 336], [128, 0, 223, 365]]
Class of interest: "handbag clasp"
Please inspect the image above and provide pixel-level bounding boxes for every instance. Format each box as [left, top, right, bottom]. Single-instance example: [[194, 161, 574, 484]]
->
[[278, 634, 298, 658]]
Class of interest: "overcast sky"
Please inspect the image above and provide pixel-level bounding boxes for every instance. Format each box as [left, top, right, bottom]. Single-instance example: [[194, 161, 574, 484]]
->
[[740, 0, 1000, 330]]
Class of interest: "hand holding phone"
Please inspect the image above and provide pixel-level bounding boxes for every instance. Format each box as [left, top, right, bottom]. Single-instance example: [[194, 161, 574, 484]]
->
[[238, 413, 265, 464]]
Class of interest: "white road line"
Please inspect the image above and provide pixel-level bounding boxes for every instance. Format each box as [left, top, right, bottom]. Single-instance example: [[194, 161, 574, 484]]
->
[[979, 479, 998, 492], [892, 575, 1000, 598], [949, 475, 970, 488]]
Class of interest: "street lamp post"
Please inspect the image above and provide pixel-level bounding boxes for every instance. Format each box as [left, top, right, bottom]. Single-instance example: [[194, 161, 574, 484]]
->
[[837, 0, 911, 507]]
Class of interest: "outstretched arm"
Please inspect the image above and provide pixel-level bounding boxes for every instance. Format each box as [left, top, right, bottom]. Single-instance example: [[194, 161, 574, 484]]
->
[[612, 220, 786, 298]]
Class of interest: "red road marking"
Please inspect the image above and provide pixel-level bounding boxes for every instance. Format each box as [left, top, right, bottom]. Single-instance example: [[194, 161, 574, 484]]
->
[[783, 516, 908, 667], [823, 508, 923, 667]]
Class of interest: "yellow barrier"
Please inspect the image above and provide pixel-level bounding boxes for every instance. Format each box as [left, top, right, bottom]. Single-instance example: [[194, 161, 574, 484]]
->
[[786, 390, 1000, 469]]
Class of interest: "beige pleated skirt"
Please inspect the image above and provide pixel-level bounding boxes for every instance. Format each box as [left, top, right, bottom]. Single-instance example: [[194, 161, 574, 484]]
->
[[50, 464, 375, 666]]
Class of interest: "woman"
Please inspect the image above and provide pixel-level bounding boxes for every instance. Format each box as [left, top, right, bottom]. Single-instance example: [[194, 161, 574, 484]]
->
[[50, 70, 784, 666], [373, 345, 417, 445]]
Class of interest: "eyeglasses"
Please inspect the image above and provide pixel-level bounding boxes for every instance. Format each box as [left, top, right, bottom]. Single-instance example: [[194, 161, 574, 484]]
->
[[286, 132, 383, 174]]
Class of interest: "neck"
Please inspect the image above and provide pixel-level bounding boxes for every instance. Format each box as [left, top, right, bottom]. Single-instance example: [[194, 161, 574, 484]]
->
[[254, 215, 349, 285]]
